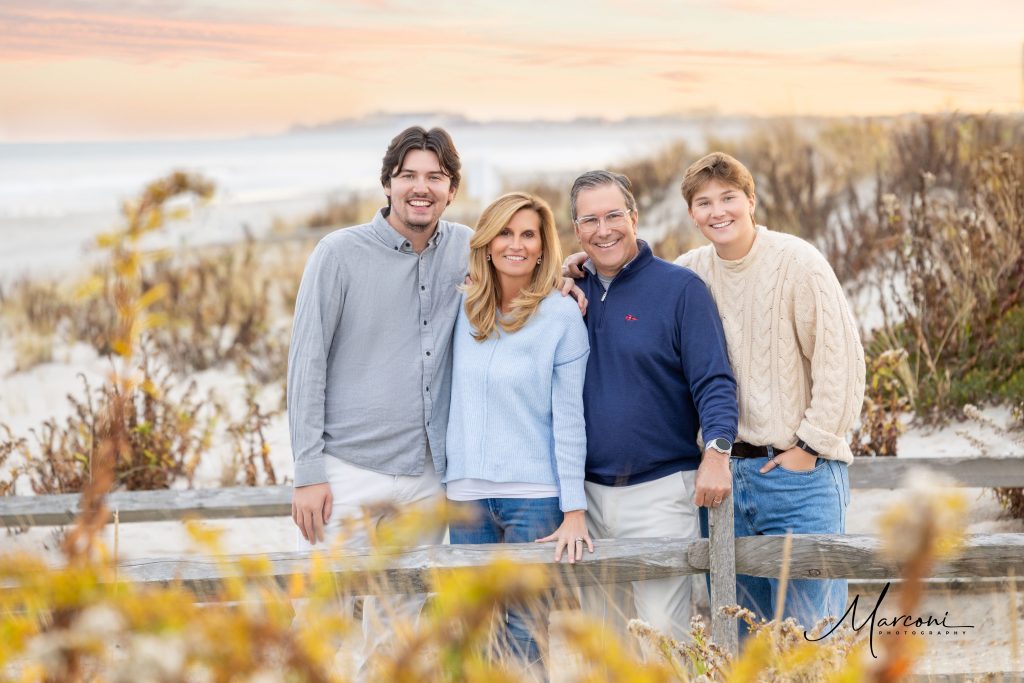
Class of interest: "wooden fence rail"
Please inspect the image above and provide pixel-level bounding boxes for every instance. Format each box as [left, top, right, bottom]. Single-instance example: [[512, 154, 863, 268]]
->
[[3, 456, 1023, 528], [6, 533, 1007, 598]]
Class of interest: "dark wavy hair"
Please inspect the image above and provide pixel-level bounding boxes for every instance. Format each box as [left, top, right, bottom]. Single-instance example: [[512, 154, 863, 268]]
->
[[380, 126, 462, 207]]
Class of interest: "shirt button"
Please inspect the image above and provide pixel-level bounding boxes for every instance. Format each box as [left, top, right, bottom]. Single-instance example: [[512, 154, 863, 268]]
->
[[423, 320, 427, 325], [426, 386, 430, 392], [420, 285, 425, 291], [425, 351, 431, 356]]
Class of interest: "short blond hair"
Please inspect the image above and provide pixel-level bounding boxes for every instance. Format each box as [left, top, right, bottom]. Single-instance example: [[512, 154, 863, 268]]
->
[[681, 152, 756, 206]]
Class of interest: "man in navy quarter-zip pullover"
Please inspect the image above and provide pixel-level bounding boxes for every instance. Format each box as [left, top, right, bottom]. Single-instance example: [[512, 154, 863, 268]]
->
[[569, 170, 738, 645]]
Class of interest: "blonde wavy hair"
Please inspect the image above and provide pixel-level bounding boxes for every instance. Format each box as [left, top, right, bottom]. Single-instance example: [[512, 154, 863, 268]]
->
[[465, 192, 564, 341]]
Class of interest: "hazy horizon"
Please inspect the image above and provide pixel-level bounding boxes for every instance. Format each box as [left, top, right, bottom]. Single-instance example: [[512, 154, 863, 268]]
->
[[5, 109, 1021, 146]]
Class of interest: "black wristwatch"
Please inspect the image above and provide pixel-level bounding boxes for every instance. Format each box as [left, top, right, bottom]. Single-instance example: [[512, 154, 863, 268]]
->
[[706, 437, 733, 456], [795, 438, 820, 457]]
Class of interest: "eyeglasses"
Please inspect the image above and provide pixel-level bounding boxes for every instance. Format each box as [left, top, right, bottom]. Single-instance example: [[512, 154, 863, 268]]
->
[[574, 209, 632, 233]]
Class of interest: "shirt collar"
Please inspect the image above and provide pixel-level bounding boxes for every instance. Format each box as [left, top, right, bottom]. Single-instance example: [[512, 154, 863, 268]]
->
[[582, 239, 649, 278], [371, 208, 446, 254]]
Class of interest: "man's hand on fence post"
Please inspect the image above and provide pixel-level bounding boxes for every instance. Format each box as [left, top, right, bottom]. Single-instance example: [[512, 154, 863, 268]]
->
[[708, 458, 738, 658]]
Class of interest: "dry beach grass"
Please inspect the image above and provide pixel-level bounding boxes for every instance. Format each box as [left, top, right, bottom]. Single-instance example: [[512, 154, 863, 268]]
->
[[0, 113, 1023, 680]]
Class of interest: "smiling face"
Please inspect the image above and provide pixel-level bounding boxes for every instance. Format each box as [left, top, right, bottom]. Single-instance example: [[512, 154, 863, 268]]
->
[[573, 183, 639, 279], [688, 178, 757, 260], [383, 148, 456, 235], [488, 208, 543, 290]]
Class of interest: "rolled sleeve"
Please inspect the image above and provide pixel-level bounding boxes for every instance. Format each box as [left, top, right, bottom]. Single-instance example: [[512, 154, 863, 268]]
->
[[794, 260, 866, 459]]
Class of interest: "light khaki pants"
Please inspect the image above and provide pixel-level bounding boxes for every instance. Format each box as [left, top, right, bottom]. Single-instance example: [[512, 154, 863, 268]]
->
[[580, 470, 699, 644], [295, 455, 445, 679]]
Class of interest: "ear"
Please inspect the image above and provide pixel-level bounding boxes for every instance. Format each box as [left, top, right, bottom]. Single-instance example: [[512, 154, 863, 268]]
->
[[383, 180, 392, 200], [446, 184, 457, 207], [629, 210, 639, 234], [749, 193, 757, 215]]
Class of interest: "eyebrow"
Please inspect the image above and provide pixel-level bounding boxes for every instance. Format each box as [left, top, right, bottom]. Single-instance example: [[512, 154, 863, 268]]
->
[[578, 209, 627, 217], [394, 166, 448, 176], [694, 190, 737, 201]]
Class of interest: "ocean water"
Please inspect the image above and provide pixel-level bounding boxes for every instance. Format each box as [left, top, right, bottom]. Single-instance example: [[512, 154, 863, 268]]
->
[[0, 118, 748, 278]]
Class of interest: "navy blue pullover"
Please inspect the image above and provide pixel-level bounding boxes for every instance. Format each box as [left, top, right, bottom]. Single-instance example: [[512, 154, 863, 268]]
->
[[580, 241, 738, 486]]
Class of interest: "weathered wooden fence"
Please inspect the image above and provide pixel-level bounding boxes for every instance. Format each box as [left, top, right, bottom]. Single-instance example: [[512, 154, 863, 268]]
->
[[3, 455, 1023, 679], [5, 456, 1021, 528]]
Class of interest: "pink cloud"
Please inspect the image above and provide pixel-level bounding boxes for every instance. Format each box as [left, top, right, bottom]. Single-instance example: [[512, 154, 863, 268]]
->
[[890, 76, 984, 93], [0, 3, 485, 65]]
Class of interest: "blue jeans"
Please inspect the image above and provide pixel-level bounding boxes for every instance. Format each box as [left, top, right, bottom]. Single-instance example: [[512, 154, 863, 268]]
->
[[700, 455, 850, 638], [448, 497, 563, 665]]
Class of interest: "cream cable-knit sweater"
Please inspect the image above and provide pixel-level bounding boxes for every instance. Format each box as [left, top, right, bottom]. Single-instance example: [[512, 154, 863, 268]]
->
[[675, 226, 865, 464]]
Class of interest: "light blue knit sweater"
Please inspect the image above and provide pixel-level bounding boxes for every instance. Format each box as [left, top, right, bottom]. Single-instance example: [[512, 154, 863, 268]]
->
[[444, 290, 590, 511]]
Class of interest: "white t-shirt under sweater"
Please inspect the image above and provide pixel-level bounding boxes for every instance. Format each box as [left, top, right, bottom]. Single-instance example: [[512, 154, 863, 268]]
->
[[675, 226, 866, 464]]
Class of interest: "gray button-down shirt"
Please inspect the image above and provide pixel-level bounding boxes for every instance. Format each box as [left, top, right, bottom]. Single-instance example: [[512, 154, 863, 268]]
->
[[287, 209, 471, 486]]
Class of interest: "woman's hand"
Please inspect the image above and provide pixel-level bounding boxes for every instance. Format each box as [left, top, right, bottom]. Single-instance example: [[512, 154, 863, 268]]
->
[[535, 509, 593, 564]]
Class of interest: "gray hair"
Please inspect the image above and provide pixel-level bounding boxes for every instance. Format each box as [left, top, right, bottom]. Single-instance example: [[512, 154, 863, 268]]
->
[[569, 170, 638, 220]]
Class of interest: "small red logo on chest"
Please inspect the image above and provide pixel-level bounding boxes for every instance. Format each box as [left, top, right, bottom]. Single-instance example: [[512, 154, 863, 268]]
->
[[625, 314, 638, 321]]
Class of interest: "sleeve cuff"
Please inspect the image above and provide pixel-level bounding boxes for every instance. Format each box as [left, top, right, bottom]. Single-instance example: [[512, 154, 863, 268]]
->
[[796, 421, 843, 459], [559, 485, 587, 513], [294, 456, 328, 487]]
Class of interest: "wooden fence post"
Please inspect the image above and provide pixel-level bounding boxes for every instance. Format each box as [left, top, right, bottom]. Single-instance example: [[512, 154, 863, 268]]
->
[[708, 478, 738, 658]]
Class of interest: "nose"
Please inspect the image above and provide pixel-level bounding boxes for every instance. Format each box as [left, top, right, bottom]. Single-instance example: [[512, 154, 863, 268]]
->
[[412, 175, 428, 193]]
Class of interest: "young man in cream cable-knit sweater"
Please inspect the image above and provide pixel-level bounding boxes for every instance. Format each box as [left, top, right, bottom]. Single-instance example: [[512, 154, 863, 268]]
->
[[676, 152, 866, 636]]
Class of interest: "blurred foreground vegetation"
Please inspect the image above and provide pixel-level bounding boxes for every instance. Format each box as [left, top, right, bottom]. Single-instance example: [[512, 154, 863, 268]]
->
[[0, 459, 972, 682]]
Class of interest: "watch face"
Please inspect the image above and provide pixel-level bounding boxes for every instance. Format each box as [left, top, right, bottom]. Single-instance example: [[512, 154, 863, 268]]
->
[[710, 438, 731, 451]]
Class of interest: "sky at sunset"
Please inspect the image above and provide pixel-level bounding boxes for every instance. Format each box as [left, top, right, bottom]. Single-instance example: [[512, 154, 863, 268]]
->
[[2, 0, 1022, 142]]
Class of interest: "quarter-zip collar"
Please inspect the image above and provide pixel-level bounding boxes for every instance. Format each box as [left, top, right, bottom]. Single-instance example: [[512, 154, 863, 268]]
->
[[582, 240, 654, 300]]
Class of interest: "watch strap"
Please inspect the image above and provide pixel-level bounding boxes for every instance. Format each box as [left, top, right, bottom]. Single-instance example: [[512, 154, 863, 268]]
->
[[795, 438, 820, 457]]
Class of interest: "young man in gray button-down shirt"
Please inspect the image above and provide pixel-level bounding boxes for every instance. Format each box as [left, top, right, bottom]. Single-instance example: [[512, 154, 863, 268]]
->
[[288, 126, 471, 671]]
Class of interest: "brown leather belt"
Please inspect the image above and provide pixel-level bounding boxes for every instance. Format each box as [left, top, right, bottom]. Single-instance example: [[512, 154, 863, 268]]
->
[[732, 442, 777, 459]]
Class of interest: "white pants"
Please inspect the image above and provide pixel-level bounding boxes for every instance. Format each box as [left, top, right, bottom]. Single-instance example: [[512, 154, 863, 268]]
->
[[580, 470, 699, 644], [295, 455, 445, 679]]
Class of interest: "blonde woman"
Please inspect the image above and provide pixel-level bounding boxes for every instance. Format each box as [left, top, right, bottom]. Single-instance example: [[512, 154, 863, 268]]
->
[[445, 191, 591, 666]]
